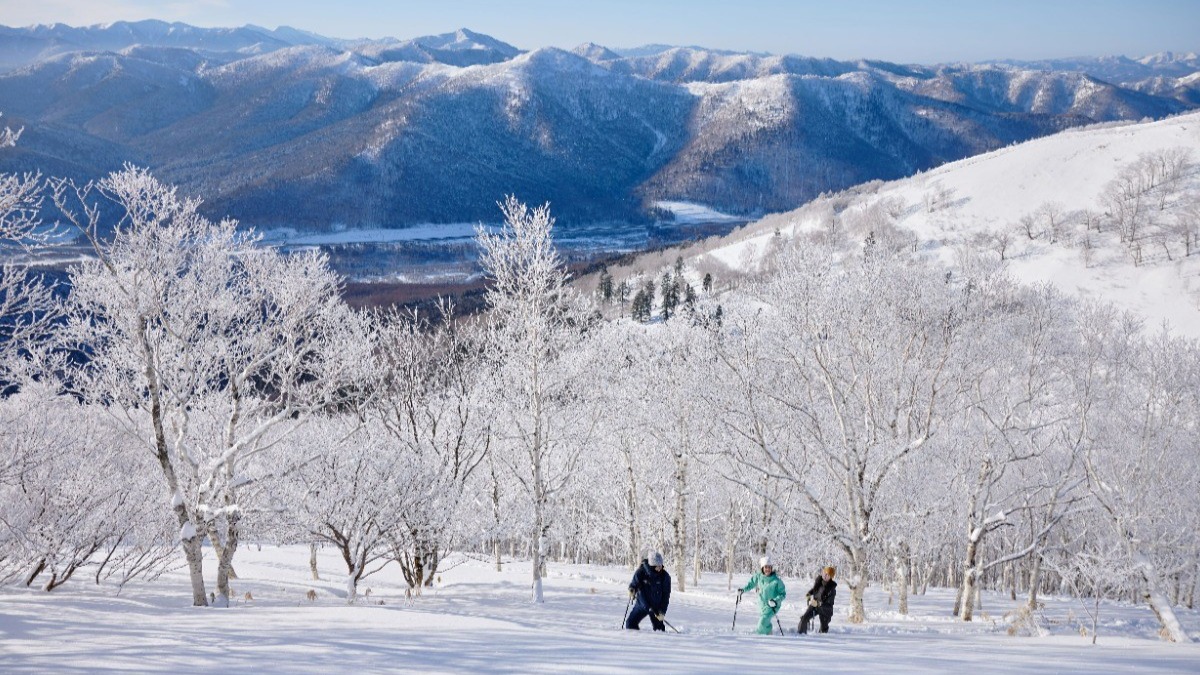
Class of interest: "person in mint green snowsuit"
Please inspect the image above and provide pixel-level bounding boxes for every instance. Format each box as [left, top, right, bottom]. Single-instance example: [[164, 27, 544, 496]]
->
[[740, 555, 786, 635]]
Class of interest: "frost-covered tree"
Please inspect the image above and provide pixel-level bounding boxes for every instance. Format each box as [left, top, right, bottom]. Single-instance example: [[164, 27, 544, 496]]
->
[[1035, 201, 1067, 244], [948, 285, 1086, 621], [51, 166, 370, 606], [477, 196, 593, 603], [578, 321, 658, 567], [1101, 150, 1192, 252], [276, 418, 430, 603], [369, 306, 490, 591], [0, 114, 57, 378], [1078, 311, 1197, 643], [613, 319, 717, 592], [0, 385, 175, 591], [712, 243, 983, 623]]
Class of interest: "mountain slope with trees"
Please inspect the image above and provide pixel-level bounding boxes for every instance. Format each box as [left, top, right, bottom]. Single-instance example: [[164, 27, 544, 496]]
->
[[0, 21, 1194, 230]]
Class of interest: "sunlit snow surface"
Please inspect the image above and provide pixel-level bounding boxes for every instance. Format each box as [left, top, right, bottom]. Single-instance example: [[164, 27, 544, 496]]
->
[[653, 201, 746, 225], [702, 112, 1200, 338], [1, 546, 1197, 673]]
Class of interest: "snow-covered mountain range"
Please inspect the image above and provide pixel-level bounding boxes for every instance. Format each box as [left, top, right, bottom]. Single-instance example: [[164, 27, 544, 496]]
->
[[686, 111, 1200, 336], [0, 20, 1197, 231]]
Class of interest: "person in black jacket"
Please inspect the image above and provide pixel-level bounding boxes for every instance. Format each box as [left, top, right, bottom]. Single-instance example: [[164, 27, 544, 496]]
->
[[798, 566, 837, 634], [625, 551, 671, 631]]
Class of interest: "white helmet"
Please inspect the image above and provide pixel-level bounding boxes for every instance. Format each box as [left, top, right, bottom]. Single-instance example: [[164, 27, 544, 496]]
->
[[760, 555, 773, 568]]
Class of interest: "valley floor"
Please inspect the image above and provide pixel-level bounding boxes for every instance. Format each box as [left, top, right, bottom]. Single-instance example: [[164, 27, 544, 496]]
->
[[2, 547, 1198, 673]]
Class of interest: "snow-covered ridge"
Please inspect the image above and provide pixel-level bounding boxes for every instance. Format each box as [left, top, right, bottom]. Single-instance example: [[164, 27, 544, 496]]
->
[[701, 111, 1200, 336], [0, 21, 1196, 229]]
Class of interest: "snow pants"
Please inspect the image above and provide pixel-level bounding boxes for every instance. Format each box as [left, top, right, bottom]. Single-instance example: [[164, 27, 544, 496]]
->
[[755, 605, 777, 635], [625, 602, 665, 631], [799, 605, 832, 634]]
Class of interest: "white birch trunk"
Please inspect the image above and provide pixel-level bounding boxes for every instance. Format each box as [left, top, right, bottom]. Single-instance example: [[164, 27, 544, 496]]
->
[[212, 511, 239, 607], [848, 546, 867, 623], [181, 529, 207, 607], [623, 445, 641, 568], [724, 505, 738, 591], [692, 498, 701, 589], [1133, 551, 1191, 643], [672, 450, 686, 593], [895, 548, 909, 615], [1027, 553, 1043, 609], [144, 320, 208, 607], [959, 534, 980, 622], [531, 418, 546, 604], [346, 563, 360, 605], [531, 529, 545, 604]]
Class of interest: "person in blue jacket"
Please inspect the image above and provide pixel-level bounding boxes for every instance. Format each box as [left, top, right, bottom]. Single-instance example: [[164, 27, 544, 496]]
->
[[625, 551, 671, 631]]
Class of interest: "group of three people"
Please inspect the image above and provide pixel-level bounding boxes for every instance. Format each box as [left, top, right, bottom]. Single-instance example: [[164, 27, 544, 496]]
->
[[625, 552, 838, 635]]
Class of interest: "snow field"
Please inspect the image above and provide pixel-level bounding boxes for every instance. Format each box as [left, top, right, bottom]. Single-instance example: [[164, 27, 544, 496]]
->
[[2, 546, 1198, 673], [699, 111, 1200, 337], [653, 201, 747, 225]]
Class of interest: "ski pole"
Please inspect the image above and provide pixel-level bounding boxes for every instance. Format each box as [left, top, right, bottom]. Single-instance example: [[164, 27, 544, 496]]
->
[[774, 609, 785, 636], [732, 589, 742, 631], [621, 591, 633, 629], [660, 616, 681, 634]]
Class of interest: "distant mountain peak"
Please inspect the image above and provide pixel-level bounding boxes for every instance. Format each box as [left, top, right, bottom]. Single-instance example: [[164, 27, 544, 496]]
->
[[1139, 51, 1200, 65], [573, 42, 620, 62], [0, 18, 1196, 235], [516, 45, 608, 74], [412, 28, 520, 55], [453, 28, 488, 43], [97, 18, 171, 30]]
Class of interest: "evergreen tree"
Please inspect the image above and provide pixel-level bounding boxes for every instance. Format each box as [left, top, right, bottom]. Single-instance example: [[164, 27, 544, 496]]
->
[[638, 280, 656, 322], [598, 266, 613, 303], [660, 272, 679, 321], [631, 288, 650, 323]]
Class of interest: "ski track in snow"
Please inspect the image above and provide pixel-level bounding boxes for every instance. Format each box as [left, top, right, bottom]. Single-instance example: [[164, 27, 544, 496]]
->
[[1, 546, 1197, 673]]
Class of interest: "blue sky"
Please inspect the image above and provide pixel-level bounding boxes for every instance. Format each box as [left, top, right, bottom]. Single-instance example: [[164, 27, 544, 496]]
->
[[1, 0, 1196, 63]]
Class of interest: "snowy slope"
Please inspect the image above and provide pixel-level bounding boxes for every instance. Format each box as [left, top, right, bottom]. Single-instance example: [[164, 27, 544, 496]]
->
[[2, 546, 1197, 673], [702, 112, 1200, 337]]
